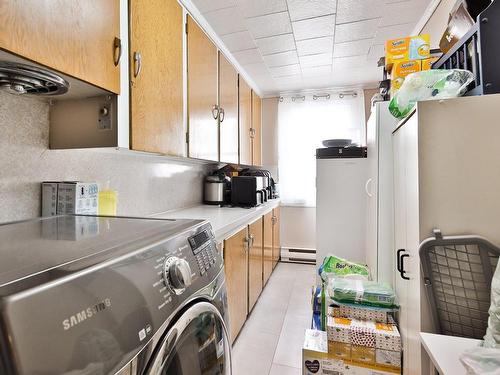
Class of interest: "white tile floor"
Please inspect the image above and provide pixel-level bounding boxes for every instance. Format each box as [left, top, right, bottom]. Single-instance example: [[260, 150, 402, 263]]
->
[[232, 262, 316, 375]]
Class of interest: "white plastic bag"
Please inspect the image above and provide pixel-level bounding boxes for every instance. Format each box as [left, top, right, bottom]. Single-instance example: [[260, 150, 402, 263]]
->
[[460, 347, 500, 375], [484, 260, 500, 348]]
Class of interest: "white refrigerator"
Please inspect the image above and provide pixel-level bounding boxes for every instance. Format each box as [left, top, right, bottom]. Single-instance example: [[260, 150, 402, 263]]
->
[[316, 153, 368, 267]]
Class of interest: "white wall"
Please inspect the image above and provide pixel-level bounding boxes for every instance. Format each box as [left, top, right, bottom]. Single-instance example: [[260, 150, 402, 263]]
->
[[262, 97, 317, 250], [0, 91, 212, 224]]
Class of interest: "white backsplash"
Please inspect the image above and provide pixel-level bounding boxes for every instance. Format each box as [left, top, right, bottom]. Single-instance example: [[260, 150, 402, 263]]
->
[[0, 91, 213, 224]]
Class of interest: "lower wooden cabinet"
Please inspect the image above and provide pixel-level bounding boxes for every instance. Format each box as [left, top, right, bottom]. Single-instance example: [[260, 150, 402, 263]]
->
[[223, 227, 248, 343], [248, 218, 263, 312], [272, 207, 281, 269], [263, 212, 274, 284]]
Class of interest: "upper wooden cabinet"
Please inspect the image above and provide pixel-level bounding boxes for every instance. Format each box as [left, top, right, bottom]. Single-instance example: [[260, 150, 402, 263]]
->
[[219, 53, 239, 164], [239, 77, 253, 166], [248, 218, 263, 312], [252, 91, 262, 166], [224, 227, 248, 343], [0, 0, 121, 93], [129, 0, 184, 156], [187, 16, 218, 161]]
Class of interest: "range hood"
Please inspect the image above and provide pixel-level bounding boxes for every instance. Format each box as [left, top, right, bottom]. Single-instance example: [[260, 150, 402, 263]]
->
[[0, 49, 112, 99]]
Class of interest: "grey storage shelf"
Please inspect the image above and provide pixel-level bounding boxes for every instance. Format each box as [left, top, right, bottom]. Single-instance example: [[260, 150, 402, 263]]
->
[[419, 229, 500, 339]]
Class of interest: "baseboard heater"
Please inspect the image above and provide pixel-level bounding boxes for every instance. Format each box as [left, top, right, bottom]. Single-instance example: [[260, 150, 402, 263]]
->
[[280, 247, 316, 264]]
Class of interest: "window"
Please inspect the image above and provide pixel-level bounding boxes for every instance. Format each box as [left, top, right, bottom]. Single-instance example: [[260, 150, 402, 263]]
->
[[278, 91, 366, 207]]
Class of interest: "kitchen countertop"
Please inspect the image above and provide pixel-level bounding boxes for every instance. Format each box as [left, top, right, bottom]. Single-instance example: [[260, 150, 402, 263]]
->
[[153, 199, 281, 242]]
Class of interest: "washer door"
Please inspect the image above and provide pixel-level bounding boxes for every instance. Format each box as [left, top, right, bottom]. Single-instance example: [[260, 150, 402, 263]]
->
[[146, 302, 231, 375]]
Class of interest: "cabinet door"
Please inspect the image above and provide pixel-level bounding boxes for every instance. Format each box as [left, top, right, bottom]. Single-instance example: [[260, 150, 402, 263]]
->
[[129, 0, 184, 156], [219, 53, 239, 164], [187, 16, 218, 161], [239, 77, 252, 165], [252, 91, 262, 166], [365, 111, 378, 279], [223, 227, 248, 343], [248, 218, 263, 312], [272, 207, 281, 269], [393, 125, 409, 375], [263, 212, 273, 284], [0, 0, 120, 93]]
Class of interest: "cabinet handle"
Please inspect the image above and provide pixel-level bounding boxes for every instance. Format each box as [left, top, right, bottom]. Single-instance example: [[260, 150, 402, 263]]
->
[[396, 249, 405, 273], [113, 37, 122, 66], [249, 234, 255, 248], [400, 253, 410, 280], [133, 52, 142, 78], [365, 178, 373, 197], [249, 128, 255, 139], [219, 107, 225, 122], [212, 105, 220, 120], [244, 236, 250, 251]]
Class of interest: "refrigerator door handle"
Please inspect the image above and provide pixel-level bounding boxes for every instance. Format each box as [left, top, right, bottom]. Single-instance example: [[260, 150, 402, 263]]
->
[[365, 178, 373, 197]]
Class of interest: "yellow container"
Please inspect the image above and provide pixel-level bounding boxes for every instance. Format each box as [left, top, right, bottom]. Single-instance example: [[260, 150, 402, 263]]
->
[[98, 190, 118, 216], [328, 341, 351, 360], [386, 34, 430, 69]]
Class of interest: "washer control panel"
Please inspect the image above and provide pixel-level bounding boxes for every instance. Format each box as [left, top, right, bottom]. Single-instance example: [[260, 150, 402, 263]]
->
[[188, 229, 217, 275]]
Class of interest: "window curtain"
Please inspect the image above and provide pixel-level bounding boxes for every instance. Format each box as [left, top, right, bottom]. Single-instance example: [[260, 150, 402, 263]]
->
[[278, 91, 366, 207]]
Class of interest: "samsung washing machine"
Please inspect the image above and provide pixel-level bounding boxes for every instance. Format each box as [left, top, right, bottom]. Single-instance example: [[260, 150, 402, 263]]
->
[[0, 215, 231, 375]]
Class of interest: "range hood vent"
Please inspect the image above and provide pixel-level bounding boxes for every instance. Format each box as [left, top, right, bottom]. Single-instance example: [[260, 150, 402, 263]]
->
[[0, 61, 69, 96]]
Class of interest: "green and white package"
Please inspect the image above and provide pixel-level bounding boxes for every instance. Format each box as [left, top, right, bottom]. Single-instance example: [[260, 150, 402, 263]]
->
[[319, 255, 370, 282], [327, 278, 398, 309]]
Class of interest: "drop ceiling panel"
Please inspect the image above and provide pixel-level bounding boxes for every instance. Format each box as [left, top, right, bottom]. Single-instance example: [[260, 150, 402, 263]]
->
[[232, 48, 264, 65], [256, 34, 296, 56], [204, 7, 247, 36], [336, 0, 384, 24], [263, 50, 299, 67], [287, 0, 337, 21], [269, 64, 301, 77], [237, 0, 287, 18], [245, 12, 292, 39], [222, 31, 257, 52], [299, 53, 333, 68], [333, 39, 372, 57], [335, 18, 381, 43], [292, 14, 336, 41], [195, 0, 237, 13], [191, 0, 431, 94], [296, 36, 334, 56]]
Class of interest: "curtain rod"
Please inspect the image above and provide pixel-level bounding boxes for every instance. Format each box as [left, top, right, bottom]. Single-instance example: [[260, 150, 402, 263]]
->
[[279, 91, 358, 102]]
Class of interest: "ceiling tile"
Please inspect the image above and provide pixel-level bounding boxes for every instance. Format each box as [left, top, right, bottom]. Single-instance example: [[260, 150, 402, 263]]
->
[[368, 44, 385, 60], [333, 55, 369, 70], [374, 23, 414, 43], [204, 7, 246, 35], [222, 30, 257, 52], [296, 36, 334, 56], [269, 64, 301, 77], [336, 0, 384, 24], [242, 62, 271, 77], [292, 15, 335, 41], [256, 34, 296, 55], [237, 0, 287, 18], [302, 65, 333, 77], [380, 0, 428, 27], [194, 0, 237, 14], [287, 0, 337, 21], [232, 48, 264, 65], [275, 74, 303, 84], [299, 53, 333, 67], [245, 12, 292, 39], [335, 18, 380, 43], [263, 50, 299, 67], [333, 39, 372, 57]]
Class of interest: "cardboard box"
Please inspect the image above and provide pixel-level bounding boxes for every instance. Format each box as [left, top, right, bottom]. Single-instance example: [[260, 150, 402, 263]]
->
[[334, 305, 389, 323], [391, 60, 422, 92], [57, 182, 99, 215], [41, 182, 59, 217], [303, 329, 328, 375], [376, 349, 401, 369], [328, 341, 351, 360], [351, 345, 376, 365], [327, 317, 352, 344], [321, 358, 401, 375], [374, 323, 401, 352], [385, 34, 430, 69]]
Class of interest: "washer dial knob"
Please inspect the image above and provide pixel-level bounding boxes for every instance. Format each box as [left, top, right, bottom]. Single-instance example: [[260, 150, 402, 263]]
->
[[163, 257, 192, 295]]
